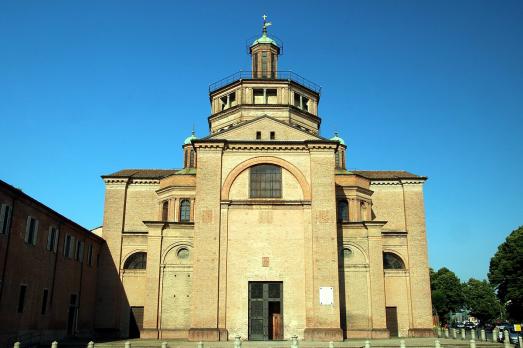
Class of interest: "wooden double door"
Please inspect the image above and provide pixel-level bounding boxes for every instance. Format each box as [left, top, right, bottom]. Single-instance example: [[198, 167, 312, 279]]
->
[[248, 282, 283, 340]]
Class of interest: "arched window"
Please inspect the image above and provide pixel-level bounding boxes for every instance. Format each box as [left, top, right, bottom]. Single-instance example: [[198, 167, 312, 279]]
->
[[180, 199, 191, 222], [335, 151, 340, 169], [250, 164, 282, 198], [162, 201, 169, 221], [342, 247, 352, 262], [124, 252, 147, 269], [383, 252, 405, 270], [184, 149, 189, 168], [338, 200, 349, 222]]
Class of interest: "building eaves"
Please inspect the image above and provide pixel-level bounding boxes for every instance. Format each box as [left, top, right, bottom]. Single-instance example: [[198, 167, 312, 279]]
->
[[347, 170, 427, 180], [0, 179, 105, 243]]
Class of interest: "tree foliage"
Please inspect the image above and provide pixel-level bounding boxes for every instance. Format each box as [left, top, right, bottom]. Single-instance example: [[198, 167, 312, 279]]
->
[[463, 278, 501, 323], [488, 226, 523, 321], [430, 267, 465, 323]]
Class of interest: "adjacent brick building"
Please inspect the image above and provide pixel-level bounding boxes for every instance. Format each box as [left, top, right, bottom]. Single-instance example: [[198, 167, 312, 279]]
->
[[95, 19, 434, 342], [0, 180, 104, 346]]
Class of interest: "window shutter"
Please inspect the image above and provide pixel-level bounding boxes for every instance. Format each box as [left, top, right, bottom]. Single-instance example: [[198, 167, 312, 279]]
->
[[33, 219, 39, 245], [79, 241, 84, 262], [70, 236, 76, 258], [25, 216, 31, 243], [54, 229, 59, 252], [47, 227, 52, 251], [0, 205, 5, 233], [4, 205, 11, 234]]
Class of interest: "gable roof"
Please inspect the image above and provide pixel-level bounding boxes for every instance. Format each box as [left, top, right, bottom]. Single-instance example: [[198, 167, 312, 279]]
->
[[349, 170, 427, 180], [204, 115, 327, 141], [102, 169, 180, 179]]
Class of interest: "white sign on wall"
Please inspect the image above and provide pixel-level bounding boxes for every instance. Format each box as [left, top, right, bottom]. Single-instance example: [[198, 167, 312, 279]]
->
[[319, 287, 334, 305]]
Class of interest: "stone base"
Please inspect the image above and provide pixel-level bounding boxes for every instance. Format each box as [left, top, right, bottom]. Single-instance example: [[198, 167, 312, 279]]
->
[[346, 329, 372, 339], [371, 328, 390, 339], [140, 328, 159, 339], [408, 328, 435, 337], [159, 329, 189, 339], [304, 328, 343, 341], [188, 328, 228, 341]]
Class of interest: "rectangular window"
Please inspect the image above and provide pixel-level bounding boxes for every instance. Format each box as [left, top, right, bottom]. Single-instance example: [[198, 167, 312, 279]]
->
[[266, 89, 277, 104], [47, 226, 59, 252], [75, 239, 84, 262], [293, 92, 309, 111], [253, 89, 264, 104], [41, 289, 49, 315], [64, 234, 75, 258], [0, 204, 11, 234], [87, 244, 93, 266], [256, 131, 261, 140], [253, 53, 258, 73], [219, 91, 237, 111], [25, 216, 38, 245], [270, 131, 275, 140], [17, 285, 27, 313], [271, 53, 276, 78], [250, 165, 282, 198]]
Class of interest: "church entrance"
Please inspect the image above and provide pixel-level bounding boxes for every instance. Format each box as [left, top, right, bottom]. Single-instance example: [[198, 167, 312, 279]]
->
[[248, 282, 283, 340]]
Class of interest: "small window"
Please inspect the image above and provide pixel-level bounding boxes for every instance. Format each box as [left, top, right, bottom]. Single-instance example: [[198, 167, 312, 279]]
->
[[180, 199, 191, 222], [64, 234, 75, 258], [253, 89, 264, 104], [253, 88, 277, 104], [41, 289, 49, 315], [177, 247, 190, 259], [87, 244, 93, 266], [250, 164, 282, 198], [338, 200, 349, 222], [270, 131, 275, 140], [17, 285, 27, 313], [0, 204, 12, 234], [261, 51, 268, 78], [25, 216, 38, 246], [256, 131, 261, 140], [75, 239, 84, 262], [342, 247, 352, 261], [383, 252, 406, 270], [162, 201, 169, 221], [335, 151, 340, 169], [266, 89, 277, 104], [47, 226, 59, 252], [189, 149, 195, 168], [124, 252, 147, 269]]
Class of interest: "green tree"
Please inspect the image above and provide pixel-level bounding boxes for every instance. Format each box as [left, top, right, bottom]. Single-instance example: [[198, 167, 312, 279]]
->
[[488, 226, 523, 321], [430, 267, 465, 323], [463, 278, 501, 323]]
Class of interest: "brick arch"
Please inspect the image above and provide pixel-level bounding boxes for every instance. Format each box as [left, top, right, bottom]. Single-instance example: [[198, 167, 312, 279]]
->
[[221, 156, 311, 200]]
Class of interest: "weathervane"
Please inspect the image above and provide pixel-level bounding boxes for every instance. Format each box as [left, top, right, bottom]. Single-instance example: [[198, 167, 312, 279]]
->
[[262, 14, 272, 35]]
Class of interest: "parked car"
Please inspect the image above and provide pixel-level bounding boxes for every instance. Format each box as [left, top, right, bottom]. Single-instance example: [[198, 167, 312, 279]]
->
[[497, 323, 512, 342], [508, 328, 521, 344], [454, 322, 465, 329], [464, 321, 477, 329]]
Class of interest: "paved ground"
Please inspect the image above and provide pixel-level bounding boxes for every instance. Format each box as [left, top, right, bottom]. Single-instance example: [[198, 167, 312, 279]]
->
[[85, 338, 508, 348]]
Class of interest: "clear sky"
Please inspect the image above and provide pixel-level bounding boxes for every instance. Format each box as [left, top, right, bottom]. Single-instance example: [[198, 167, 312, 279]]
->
[[1, 0, 522, 282]]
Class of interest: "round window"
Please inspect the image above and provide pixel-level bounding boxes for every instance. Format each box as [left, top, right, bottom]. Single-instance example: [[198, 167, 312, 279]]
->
[[343, 248, 352, 258], [177, 248, 190, 259]]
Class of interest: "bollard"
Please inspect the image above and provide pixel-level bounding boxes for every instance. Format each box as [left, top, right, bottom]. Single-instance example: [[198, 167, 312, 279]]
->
[[469, 339, 476, 348], [13, 342, 20, 348], [492, 328, 498, 343], [328, 341, 334, 348], [437, 327, 442, 337], [480, 329, 485, 341], [444, 328, 449, 338], [125, 341, 131, 348], [161, 342, 168, 348], [291, 335, 299, 348], [452, 328, 457, 339], [87, 342, 95, 348], [471, 329, 476, 340], [197, 342, 204, 348], [364, 340, 371, 348], [234, 335, 242, 348], [504, 330, 510, 348], [518, 336, 522, 348], [400, 339, 406, 348], [435, 339, 441, 348], [461, 328, 466, 340], [51, 341, 58, 348]]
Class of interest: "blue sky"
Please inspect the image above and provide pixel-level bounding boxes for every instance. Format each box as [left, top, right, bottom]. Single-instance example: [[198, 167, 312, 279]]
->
[[1, 0, 522, 282]]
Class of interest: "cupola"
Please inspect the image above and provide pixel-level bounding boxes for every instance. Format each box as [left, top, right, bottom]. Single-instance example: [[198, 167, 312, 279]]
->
[[250, 15, 280, 79], [331, 132, 347, 169], [183, 131, 198, 168]]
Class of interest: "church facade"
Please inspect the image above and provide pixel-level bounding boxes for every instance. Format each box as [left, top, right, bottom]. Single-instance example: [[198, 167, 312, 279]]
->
[[96, 21, 433, 341]]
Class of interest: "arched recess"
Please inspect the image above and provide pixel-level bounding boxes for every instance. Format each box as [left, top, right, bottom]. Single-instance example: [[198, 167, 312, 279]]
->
[[162, 241, 194, 265], [221, 156, 311, 200], [341, 242, 369, 266], [382, 250, 407, 270], [123, 251, 147, 269]]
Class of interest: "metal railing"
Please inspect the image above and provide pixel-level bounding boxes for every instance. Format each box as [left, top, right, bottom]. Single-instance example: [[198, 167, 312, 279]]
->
[[209, 70, 322, 95]]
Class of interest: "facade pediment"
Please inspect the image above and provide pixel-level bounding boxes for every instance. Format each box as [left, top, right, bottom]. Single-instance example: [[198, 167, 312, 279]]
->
[[205, 115, 324, 142]]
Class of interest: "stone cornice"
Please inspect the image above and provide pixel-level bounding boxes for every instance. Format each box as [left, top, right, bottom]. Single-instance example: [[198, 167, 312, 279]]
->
[[370, 179, 425, 186], [130, 179, 160, 185], [103, 178, 129, 185]]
